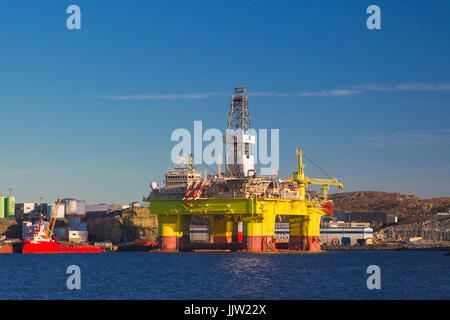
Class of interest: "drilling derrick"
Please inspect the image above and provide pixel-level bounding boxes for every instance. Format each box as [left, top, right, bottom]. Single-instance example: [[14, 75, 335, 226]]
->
[[227, 87, 251, 130], [225, 87, 256, 178]]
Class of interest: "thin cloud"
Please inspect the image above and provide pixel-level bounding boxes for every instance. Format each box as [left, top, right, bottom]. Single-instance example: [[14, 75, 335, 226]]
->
[[100, 92, 226, 100], [248, 92, 290, 97], [102, 90, 358, 100], [249, 90, 358, 97], [359, 130, 450, 148], [0, 169, 41, 177], [355, 82, 450, 91], [296, 90, 359, 97], [100, 82, 450, 101], [349, 166, 450, 179]]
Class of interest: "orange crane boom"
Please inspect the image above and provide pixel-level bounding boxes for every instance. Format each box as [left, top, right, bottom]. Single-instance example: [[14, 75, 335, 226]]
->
[[45, 198, 61, 239]]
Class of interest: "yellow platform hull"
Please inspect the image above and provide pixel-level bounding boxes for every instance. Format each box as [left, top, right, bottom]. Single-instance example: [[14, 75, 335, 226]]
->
[[146, 198, 327, 252]]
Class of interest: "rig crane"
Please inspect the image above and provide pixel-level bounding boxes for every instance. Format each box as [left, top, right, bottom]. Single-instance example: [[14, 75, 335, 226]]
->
[[292, 149, 343, 201]]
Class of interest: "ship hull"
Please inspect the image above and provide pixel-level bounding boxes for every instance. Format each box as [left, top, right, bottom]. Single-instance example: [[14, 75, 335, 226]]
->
[[0, 244, 13, 254], [21, 241, 102, 253]]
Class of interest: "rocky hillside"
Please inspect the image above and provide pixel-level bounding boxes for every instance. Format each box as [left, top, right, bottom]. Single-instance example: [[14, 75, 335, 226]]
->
[[86, 207, 158, 243], [0, 219, 20, 239], [329, 191, 450, 218], [376, 214, 450, 242]]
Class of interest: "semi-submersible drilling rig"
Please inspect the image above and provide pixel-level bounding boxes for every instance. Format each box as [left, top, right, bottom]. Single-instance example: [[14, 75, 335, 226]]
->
[[145, 87, 343, 252]]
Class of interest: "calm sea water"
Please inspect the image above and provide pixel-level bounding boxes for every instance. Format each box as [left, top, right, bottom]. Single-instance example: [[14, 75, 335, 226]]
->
[[0, 250, 448, 299]]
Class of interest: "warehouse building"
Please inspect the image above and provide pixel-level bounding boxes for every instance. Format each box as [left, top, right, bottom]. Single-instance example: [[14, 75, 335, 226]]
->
[[274, 222, 374, 246], [332, 210, 398, 228], [85, 204, 123, 217]]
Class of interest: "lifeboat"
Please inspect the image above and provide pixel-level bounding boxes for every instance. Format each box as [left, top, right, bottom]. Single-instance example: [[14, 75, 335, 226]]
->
[[183, 182, 197, 201]]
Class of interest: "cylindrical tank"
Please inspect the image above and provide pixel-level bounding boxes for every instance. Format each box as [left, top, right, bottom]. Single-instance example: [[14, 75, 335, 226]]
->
[[47, 203, 65, 219], [64, 199, 86, 216], [5, 196, 15, 217], [0, 196, 5, 218]]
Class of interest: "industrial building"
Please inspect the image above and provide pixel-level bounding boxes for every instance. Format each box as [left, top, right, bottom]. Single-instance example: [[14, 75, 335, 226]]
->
[[332, 210, 397, 229], [274, 222, 374, 246], [15, 202, 47, 219], [319, 223, 373, 245], [85, 204, 123, 217]]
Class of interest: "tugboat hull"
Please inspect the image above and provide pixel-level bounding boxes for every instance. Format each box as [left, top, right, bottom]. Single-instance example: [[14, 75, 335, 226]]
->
[[21, 241, 102, 253]]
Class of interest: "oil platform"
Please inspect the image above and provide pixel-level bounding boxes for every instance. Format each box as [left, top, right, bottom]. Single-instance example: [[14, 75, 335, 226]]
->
[[145, 87, 343, 252]]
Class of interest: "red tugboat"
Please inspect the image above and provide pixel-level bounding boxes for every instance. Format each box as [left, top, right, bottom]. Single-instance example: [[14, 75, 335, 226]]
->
[[21, 199, 102, 254]]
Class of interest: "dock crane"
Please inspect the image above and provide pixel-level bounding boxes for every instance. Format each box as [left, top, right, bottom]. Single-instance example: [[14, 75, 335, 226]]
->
[[292, 149, 343, 201], [44, 198, 61, 239]]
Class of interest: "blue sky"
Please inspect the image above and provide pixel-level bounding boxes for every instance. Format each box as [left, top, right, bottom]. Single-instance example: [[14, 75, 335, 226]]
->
[[0, 1, 449, 204]]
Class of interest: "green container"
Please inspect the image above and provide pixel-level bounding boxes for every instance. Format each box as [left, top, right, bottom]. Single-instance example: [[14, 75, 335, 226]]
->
[[5, 196, 15, 217], [0, 196, 4, 218]]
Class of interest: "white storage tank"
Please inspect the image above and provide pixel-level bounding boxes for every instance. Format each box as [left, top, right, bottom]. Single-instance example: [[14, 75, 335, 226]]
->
[[63, 199, 86, 217], [46, 203, 65, 219]]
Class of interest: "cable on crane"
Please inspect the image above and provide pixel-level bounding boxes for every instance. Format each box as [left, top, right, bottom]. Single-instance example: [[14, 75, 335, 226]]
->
[[302, 152, 333, 179]]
